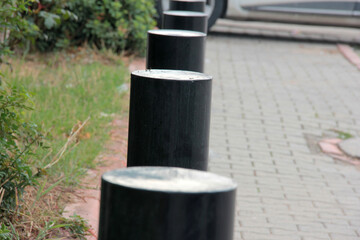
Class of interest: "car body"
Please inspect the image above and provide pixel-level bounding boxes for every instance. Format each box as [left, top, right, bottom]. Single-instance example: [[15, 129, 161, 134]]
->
[[226, 0, 360, 27], [158, 0, 360, 28]]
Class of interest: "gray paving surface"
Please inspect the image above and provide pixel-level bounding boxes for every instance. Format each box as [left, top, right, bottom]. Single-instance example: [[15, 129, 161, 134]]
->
[[339, 138, 360, 158], [206, 34, 360, 240]]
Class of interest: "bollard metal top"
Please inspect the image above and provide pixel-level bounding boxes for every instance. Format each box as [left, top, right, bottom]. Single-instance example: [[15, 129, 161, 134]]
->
[[102, 167, 237, 193], [148, 29, 206, 37], [132, 69, 211, 81], [163, 10, 208, 17]]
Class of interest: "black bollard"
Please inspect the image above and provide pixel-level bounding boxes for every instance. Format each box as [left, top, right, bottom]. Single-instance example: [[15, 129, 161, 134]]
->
[[146, 29, 206, 72], [98, 167, 237, 240], [127, 70, 212, 170], [170, 0, 206, 12], [163, 11, 208, 33]]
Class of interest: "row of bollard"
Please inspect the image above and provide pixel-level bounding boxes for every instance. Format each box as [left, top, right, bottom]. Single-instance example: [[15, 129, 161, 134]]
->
[[98, 1, 237, 239]]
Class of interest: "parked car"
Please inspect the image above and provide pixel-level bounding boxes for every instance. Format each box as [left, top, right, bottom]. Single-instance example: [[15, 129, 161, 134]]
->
[[156, 0, 360, 28]]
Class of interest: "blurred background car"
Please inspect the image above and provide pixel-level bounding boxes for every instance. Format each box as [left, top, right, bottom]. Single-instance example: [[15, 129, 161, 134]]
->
[[156, 0, 360, 29]]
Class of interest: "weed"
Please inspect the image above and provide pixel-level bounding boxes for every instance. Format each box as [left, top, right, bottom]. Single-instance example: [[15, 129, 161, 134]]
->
[[32, 177, 64, 208], [35, 220, 71, 240], [331, 129, 354, 140], [0, 223, 12, 240], [62, 214, 90, 239]]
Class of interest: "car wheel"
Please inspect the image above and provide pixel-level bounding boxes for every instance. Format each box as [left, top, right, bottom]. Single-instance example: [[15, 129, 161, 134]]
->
[[156, 0, 224, 29]]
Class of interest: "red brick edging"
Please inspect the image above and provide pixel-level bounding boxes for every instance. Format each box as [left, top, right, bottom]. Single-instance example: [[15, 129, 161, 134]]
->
[[337, 44, 360, 70]]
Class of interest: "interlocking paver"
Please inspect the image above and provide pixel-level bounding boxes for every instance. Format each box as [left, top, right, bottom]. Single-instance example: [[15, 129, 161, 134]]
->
[[206, 34, 360, 239]]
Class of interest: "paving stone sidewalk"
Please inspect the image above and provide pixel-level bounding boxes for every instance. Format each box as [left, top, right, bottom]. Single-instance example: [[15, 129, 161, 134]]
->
[[205, 35, 360, 240]]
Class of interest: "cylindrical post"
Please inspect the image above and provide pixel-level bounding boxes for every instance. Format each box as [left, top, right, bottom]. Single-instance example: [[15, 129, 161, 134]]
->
[[170, 0, 206, 12], [163, 11, 208, 33], [98, 167, 237, 240], [127, 70, 212, 170], [146, 29, 206, 72]]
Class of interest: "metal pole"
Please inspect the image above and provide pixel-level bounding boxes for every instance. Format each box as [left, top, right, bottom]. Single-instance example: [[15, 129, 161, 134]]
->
[[127, 70, 212, 170], [98, 167, 237, 240], [146, 29, 206, 73], [163, 11, 208, 34], [170, 0, 206, 12]]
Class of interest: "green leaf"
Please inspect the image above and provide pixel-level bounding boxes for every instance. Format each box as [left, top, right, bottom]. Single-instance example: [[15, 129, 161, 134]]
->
[[0, 223, 11, 240], [39, 11, 61, 29]]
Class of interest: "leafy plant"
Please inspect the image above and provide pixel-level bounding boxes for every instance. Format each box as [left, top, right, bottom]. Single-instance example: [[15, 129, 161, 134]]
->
[[28, 0, 78, 51], [0, 83, 44, 217], [0, 0, 39, 60], [0, 223, 12, 240], [0, 0, 45, 224], [30, 0, 157, 54]]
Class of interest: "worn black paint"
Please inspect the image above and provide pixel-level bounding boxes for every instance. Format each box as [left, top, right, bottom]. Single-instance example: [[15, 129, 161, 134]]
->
[[98, 167, 237, 240], [163, 11, 208, 33], [127, 70, 212, 170], [170, 0, 206, 12], [146, 29, 206, 73]]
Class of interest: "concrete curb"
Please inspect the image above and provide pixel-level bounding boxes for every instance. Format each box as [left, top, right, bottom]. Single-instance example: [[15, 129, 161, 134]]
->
[[211, 18, 360, 44]]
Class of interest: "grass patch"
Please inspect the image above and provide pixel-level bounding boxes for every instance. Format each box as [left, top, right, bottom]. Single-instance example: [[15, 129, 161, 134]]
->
[[6, 54, 128, 184], [1, 49, 129, 238]]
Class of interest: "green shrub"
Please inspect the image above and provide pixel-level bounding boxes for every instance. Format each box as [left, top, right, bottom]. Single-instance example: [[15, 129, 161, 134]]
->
[[0, 0, 43, 219], [0, 0, 39, 58], [0, 83, 43, 217], [31, 0, 157, 54]]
